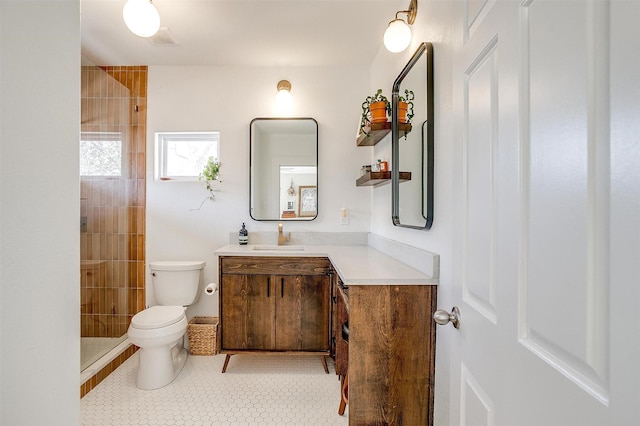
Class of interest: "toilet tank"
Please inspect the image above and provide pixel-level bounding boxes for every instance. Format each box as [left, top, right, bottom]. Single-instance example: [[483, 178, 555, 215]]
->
[[149, 261, 205, 306]]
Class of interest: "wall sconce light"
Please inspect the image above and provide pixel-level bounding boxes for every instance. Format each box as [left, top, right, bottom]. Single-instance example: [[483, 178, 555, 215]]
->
[[123, 0, 161, 38], [275, 80, 293, 110], [383, 0, 418, 53]]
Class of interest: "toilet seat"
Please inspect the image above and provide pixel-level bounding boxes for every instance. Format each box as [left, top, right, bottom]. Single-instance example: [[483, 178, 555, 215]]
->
[[131, 306, 185, 330]]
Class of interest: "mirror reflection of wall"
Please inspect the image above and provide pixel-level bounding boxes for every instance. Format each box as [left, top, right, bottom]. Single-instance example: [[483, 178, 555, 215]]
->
[[250, 118, 318, 221], [398, 54, 427, 226], [279, 166, 317, 218]]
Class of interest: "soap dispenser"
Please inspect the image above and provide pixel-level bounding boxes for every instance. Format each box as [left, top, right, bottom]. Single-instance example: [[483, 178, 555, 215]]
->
[[239, 223, 248, 245]]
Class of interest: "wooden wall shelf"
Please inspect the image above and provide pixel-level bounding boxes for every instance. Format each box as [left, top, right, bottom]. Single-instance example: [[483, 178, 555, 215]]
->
[[356, 171, 412, 187], [356, 122, 412, 146]]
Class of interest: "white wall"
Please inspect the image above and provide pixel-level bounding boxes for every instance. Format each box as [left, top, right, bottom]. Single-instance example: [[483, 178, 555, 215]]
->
[[146, 66, 372, 317], [368, 2, 458, 425], [0, 1, 80, 425], [370, 1, 456, 267]]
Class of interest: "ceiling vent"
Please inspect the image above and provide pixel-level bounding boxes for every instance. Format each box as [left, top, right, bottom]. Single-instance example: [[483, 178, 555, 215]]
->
[[147, 27, 180, 46]]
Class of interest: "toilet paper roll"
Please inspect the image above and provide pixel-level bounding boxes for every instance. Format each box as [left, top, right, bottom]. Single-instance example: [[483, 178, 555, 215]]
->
[[204, 282, 217, 295]]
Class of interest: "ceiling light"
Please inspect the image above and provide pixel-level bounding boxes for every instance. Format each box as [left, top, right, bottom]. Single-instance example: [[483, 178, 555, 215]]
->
[[383, 0, 418, 53], [123, 0, 161, 38], [275, 80, 293, 110]]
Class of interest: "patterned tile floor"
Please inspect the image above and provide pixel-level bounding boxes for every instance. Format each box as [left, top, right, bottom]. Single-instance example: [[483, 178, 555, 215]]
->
[[81, 351, 348, 425]]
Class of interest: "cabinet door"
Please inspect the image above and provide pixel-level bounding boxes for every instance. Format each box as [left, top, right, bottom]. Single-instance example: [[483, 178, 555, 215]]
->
[[349, 285, 436, 425], [220, 274, 275, 350], [275, 274, 330, 351]]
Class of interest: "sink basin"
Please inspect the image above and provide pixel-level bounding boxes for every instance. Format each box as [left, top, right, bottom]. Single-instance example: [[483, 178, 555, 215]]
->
[[250, 245, 305, 251]]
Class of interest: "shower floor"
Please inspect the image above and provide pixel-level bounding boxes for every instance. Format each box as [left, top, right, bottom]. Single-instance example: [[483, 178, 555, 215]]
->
[[81, 337, 125, 372]]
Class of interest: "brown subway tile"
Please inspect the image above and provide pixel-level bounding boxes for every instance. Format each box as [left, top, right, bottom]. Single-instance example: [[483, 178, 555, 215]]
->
[[105, 260, 114, 287], [99, 206, 107, 234], [99, 233, 107, 261], [136, 261, 145, 288], [80, 65, 146, 392], [91, 234, 100, 261], [137, 153, 145, 179], [133, 70, 141, 96], [80, 234, 88, 259], [127, 288, 138, 314], [137, 180, 145, 206], [111, 206, 119, 234], [97, 289, 106, 317], [104, 180, 114, 207], [117, 289, 127, 315], [119, 259, 128, 288], [136, 206, 145, 232], [126, 208, 136, 234], [136, 236, 144, 261], [117, 237, 127, 268], [130, 152, 138, 179], [137, 289, 145, 312], [117, 206, 127, 234], [127, 261, 138, 282], [136, 125, 146, 151]]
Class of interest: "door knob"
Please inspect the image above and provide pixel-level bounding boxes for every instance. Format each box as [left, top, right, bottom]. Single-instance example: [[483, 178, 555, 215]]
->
[[433, 306, 460, 329]]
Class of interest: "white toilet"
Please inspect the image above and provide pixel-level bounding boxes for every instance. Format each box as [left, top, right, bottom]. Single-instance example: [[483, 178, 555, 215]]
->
[[127, 260, 205, 390]]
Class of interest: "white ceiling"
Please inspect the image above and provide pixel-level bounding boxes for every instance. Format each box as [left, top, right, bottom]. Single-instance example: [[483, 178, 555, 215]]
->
[[81, 0, 406, 67]]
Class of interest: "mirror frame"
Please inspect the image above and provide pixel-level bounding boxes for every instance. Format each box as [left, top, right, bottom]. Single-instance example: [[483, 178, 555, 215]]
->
[[391, 42, 434, 229], [249, 117, 319, 221]]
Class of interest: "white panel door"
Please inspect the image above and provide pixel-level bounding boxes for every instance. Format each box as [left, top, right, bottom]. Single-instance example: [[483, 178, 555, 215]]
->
[[448, 0, 640, 424]]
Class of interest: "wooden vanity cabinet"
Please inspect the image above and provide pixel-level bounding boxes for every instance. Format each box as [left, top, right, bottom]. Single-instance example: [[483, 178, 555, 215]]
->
[[219, 255, 437, 425], [219, 256, 331, 354], [349, 284, 438, 425]]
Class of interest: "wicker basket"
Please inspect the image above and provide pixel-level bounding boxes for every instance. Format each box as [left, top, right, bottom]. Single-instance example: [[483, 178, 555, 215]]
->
[[187, 316, 218, 355]]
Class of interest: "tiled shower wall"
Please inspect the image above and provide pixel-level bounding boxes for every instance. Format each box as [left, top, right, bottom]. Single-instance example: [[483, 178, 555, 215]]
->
[[80, 66, 147, 338]]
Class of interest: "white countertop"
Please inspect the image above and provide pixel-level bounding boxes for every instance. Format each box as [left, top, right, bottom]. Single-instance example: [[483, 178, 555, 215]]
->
[[215, 244, 438, 286]]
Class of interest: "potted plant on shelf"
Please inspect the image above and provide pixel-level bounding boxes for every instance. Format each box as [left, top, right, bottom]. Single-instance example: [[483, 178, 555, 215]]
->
[[399, 89, 415, 124], [360, 89, 391, 137], [198, 156, 221, 194]]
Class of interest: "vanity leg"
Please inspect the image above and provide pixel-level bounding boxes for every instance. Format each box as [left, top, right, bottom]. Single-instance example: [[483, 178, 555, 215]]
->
[[338, 372, 348, 415], [321, 355, 329, 374], [221, 354, 232, 373]]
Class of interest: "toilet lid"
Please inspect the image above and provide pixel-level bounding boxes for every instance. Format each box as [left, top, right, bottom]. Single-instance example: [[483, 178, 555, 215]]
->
[[131, 306, 185, 330]]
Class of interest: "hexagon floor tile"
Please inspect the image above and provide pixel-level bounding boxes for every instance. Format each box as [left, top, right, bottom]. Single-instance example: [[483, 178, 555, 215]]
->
[[81, 352, 349, 425]]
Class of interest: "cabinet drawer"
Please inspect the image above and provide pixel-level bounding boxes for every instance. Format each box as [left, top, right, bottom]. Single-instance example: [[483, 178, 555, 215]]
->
[[220, 256, 330, 275]]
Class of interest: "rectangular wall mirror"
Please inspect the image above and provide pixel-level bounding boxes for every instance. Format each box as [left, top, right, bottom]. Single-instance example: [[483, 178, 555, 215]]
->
[[250, 118, 318, 221], [392, 42, 434, 229]]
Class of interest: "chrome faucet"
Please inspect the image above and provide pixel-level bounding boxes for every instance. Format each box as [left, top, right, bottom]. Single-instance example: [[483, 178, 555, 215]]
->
[[277, 223, 290, 245]]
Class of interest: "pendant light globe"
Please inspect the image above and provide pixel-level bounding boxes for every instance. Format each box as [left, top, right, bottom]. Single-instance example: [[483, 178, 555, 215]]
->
[[123, 0, 160, 38]]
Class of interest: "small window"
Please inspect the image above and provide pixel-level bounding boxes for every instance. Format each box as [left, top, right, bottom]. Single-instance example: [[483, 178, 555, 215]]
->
[[80, 132, 123, 177], [155, 132, 220, 180]]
